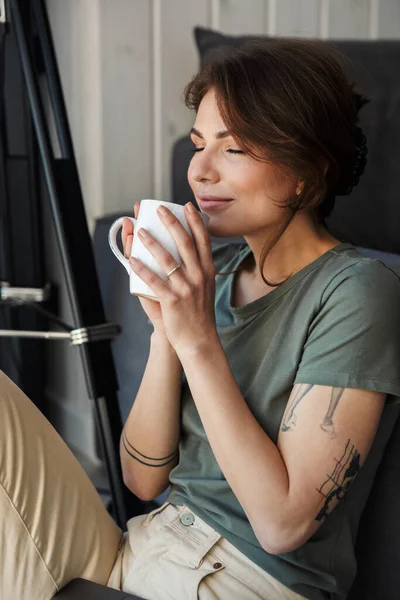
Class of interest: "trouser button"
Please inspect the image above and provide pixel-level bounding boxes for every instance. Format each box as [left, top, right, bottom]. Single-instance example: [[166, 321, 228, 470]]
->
[[180, 512, 195, 526]]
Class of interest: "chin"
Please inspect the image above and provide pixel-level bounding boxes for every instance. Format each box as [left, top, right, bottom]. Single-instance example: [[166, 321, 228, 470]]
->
[[206, 219, 244, 239]]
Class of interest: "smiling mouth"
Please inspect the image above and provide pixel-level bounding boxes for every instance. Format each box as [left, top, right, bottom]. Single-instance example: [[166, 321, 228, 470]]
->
[[196, 195, 234, 211], [197, 194, 233, 202]]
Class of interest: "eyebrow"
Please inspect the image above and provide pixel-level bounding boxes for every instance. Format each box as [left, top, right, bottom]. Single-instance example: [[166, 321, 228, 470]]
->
[[190, 127, 232, 140]]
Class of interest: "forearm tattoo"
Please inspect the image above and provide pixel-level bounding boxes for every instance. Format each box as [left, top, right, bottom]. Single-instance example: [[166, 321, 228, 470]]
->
[[282, 385, 344, 438], [122, 429, 178, 468], [315, 438, 360, 521]]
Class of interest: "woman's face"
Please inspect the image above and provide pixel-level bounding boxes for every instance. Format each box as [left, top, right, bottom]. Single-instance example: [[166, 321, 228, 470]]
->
[[187, 90, 298, 238]]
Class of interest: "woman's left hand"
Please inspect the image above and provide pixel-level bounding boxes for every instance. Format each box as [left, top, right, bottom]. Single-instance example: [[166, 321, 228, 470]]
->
[[129, 202, 218, 355]]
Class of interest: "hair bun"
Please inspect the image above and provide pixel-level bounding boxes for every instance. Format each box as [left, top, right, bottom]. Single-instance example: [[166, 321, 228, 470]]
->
[[335, 126, 368, 196]]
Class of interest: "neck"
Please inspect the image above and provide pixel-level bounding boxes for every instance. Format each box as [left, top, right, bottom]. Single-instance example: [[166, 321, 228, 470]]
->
[[244, 212, 340, 284]]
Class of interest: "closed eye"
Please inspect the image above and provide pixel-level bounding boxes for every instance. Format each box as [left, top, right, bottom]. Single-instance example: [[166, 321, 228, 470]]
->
[[191, 147, 244, 154]]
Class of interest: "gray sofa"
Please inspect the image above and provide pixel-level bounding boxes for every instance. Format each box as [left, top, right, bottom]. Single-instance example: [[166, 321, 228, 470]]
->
[[55, 579, 142, 599]]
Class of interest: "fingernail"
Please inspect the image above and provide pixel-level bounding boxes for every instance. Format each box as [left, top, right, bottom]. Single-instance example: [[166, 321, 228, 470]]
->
[[186, 202, 195, 213], [138, 228, 149, 238], [157, 205, 168, 216], [129, 257, 139, 267]]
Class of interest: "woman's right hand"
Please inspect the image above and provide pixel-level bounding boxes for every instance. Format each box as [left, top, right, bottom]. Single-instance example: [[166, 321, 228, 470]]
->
[[122, 203, 166, 335]]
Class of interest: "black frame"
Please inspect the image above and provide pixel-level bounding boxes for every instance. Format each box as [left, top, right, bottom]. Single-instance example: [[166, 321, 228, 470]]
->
[[3, 0, 143, 528]]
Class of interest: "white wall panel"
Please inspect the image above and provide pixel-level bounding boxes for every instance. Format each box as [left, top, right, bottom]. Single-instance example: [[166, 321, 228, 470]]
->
[[156, 0, 209, 201], [48, 0, 104, 225], [377, 0, 400, 38], [46, 0, 102, 460], [100, 0, 152, 214], [275, 0, 321, 37], [218, 0, 266, 34], [327, 0, 371, 39]]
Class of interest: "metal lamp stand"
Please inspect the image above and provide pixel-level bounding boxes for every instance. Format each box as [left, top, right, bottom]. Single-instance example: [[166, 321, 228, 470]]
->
[[0, 0, 143, 529]]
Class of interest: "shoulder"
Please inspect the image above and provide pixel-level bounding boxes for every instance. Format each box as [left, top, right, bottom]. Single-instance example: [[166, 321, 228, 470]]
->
[[296, 249, 400, 398], [321, 247, 400, 313]]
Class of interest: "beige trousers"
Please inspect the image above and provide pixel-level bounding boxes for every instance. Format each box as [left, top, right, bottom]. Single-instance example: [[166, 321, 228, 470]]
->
[[0, 371, 305, 600]]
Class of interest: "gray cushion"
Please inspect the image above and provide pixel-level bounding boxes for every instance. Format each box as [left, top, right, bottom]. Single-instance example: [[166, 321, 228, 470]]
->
[[357, 247, 400, 276], [348, 411, 400, 600], [54, 578, 142, 599]]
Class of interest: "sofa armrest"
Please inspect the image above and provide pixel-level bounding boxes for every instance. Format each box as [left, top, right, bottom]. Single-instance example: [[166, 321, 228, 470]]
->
[[54, 578, 145, 599]]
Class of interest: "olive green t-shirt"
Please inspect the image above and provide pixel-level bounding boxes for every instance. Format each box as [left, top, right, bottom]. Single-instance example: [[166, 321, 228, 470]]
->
[[168, 243, 400, 600]]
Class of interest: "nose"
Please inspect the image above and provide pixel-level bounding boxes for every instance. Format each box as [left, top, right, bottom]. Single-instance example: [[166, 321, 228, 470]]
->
[[191, 150, 220, 184]]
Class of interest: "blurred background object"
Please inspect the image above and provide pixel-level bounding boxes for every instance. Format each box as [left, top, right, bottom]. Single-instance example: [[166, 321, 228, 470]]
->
[[0, 0, 143, 526]]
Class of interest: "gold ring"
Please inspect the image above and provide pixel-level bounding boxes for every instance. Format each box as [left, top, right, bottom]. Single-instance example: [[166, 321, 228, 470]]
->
[[166, 264, 182, 278]]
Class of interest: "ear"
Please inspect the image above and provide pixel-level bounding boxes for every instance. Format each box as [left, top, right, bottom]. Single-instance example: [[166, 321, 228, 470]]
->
[[295, 180, 304, 196]]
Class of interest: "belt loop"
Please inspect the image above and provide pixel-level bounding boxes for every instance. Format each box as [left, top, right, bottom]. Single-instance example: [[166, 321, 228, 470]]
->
[[188, 529, 222, 569], [141, 501, 170, 527]]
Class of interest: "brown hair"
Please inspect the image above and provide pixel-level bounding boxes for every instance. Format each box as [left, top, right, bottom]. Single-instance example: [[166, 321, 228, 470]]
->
[[184, 39, 368, 285]]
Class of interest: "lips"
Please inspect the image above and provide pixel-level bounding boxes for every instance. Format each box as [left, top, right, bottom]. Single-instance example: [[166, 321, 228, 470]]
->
[[196, 194, 233, 211]]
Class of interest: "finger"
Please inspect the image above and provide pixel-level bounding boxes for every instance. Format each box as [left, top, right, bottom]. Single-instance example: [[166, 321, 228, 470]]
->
[[184, 203, 214, 271], [122, 218, 134, 258], [137, 228, 185, 281], [124, 203, 140, 257], [129, 256, 170, 300], [156, 206, 199, 269], [126, 233, 134, 258]]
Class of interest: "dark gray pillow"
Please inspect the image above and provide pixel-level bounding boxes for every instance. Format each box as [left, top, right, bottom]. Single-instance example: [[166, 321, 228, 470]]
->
[[189, 27, 400, 255], [357, 247, 400, 276]]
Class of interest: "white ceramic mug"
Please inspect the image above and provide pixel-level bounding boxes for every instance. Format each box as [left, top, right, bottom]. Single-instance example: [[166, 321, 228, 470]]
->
[[108, 199, 209, 301]]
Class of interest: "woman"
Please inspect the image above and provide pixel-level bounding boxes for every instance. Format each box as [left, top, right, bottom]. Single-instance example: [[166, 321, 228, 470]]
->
[[1, 39, 399, 600]]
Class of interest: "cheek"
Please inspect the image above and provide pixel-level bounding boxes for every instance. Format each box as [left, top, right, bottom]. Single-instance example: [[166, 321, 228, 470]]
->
[[187, 159, 199, 192], [220, 165, 253, 198], [187, 161, 194, 185], [244, 165, 296, 205]]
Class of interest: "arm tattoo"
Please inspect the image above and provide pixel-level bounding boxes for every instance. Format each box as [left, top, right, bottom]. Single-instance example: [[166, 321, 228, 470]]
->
[[320, 387, 344, 439], [282, 385, 344, 438], [282, 384, 313, 431], [315, 438, 360, 522], [122, 430, 178, 468]]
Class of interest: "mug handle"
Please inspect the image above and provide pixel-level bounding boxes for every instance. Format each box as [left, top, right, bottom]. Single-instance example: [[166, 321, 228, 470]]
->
[[108, 216, 137, 275]]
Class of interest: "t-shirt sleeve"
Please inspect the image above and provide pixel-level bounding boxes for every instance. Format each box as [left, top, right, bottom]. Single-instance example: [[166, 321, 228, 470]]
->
[[295, 260, 400, 403]]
